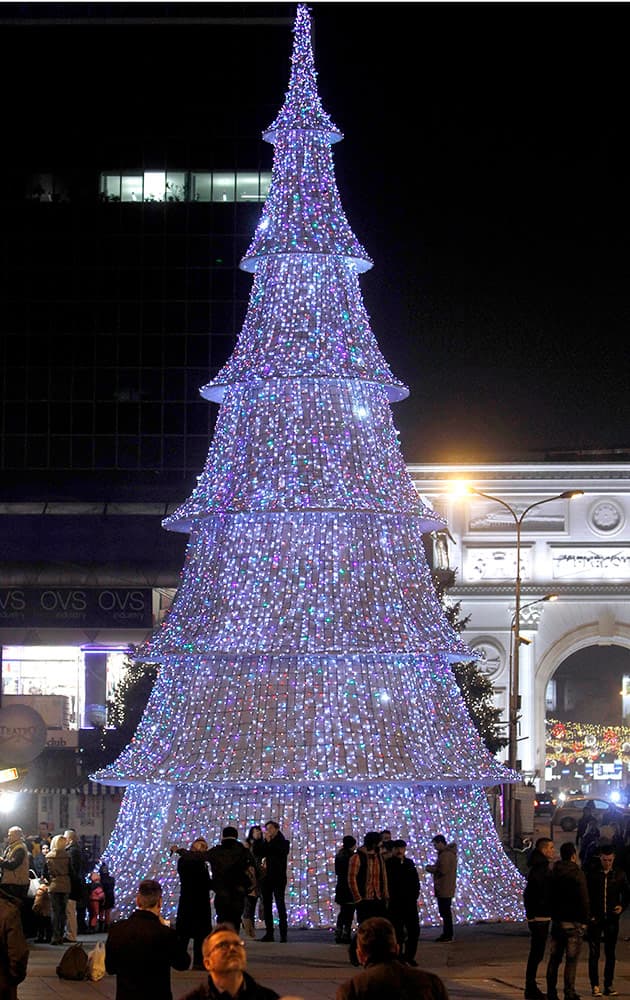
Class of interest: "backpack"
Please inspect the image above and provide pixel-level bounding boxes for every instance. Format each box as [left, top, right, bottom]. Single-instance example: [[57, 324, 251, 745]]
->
[[86, 940, 107, 981], [56, 942, 89, 980]]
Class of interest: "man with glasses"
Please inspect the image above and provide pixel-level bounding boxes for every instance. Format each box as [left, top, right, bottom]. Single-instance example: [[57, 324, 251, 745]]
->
[[181, 922, 280, 999], [105, 878, 190, 1000]]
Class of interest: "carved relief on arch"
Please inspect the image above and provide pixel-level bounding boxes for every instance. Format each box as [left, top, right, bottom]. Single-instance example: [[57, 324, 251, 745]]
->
[[588, 499, 625, 537], [468, 637, 505, 680]]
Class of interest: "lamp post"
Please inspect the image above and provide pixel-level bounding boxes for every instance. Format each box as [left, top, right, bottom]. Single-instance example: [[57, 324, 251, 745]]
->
[[465, 488, 583, 845]]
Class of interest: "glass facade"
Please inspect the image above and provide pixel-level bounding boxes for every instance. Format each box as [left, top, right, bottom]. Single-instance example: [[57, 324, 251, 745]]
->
[[0, 13, 291, 479], [2, 646, 129, 731], [99, 170, 271, 203]]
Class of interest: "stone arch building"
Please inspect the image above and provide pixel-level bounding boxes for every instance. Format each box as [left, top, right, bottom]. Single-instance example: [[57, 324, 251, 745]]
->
[[408, 462, 630, 788]]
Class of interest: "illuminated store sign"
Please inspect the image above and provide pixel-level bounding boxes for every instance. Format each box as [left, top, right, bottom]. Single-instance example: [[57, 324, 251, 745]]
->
[[0, 589, 153, 628]]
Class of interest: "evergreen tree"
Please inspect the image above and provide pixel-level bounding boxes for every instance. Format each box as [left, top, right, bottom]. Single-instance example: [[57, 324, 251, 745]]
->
[[434, 572, 507, 757], [109, 656, 158, 737]]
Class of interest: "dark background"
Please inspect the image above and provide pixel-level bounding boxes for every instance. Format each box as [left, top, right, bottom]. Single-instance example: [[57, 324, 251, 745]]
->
[[3, 1, 628, 465]]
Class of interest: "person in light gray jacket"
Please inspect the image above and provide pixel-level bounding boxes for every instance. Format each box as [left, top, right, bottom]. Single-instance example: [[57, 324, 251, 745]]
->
[[425, 835, 457, 942]]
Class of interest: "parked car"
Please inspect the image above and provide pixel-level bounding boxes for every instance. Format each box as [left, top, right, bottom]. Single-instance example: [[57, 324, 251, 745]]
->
[[550, 796, 613, 832], [534, 791, 556, 816]]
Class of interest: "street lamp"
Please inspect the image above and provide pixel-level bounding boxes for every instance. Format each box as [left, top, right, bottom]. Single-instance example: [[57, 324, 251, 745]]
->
[[457, 486, 583, 845], [507, 593, 558, 835]]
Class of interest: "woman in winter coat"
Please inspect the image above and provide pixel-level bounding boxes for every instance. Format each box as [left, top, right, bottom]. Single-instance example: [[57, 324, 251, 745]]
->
[[171, 837, 213, 969], [242, 826, 263, 938], [43, 834, 70, 945]]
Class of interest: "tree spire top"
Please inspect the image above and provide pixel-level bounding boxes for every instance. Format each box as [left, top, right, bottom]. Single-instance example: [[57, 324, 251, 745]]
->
[[263, 3, 342, 144]]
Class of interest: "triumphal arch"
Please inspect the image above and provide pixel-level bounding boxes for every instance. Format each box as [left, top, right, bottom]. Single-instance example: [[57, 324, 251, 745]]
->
[[408, 462, 630, 787]]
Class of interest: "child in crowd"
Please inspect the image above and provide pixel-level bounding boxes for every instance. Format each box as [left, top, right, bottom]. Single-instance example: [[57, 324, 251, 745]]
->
[[88, 871, 106, 932]]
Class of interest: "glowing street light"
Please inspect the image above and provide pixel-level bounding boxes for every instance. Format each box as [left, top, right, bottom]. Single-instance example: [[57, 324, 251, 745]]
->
[[454, 483, 583, 845]]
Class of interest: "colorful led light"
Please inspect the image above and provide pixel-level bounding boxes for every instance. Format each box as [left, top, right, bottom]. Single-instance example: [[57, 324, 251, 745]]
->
[[94, 3, 525, 926]]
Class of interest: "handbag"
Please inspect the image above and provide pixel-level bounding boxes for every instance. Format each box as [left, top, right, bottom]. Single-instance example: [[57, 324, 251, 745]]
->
[[86, 940, 106, 981], [28, 870, 41, 899], [33, 883, 50, 915]]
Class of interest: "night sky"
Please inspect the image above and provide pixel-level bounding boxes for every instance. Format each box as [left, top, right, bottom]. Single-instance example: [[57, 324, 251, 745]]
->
[[311, 2, 629, 463], [6, 2, 629, 465]]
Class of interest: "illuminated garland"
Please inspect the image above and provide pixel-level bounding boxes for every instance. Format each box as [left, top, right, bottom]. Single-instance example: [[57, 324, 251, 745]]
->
[[546, 718, 630, 768], [93, 4, 525, 926]]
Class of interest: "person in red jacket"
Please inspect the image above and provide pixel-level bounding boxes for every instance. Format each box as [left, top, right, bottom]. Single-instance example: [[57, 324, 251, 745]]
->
[[88, 872, 106, 933]]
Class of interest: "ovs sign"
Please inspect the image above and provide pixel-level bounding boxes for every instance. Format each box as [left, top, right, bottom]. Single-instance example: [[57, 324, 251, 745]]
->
[[0, 704, 48, 766]]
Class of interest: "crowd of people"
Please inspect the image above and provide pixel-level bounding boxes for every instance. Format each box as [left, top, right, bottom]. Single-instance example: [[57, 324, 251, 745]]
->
[[11, 811, 630, 1000], [524, 816, 630, 1000], [0, 822, 116, 945], [0, 817, 459, 999], [336, 828, 457, 966], [99, 820, 456, 1000]]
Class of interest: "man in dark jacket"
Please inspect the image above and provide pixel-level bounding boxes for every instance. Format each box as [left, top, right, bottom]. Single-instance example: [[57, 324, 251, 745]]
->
[[63, 828, 83, 942], [0, 888, 28, 1000], [585, 843, 630, 997], [334, 835, 357, 944], [385, 839, 421, 965], [523, 836, 555, 1000], [105, 878, 190, 1000], [546, 842, 590, 1000], [180, 923, 279, 1000], [335, 916, 449, 1000], [207, 827, 256, 932], [253, 821, 290, 943], [173, 828, 255, 939]]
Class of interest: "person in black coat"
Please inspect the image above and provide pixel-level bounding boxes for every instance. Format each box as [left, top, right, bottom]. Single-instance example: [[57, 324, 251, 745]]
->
[[63, 828, 83, 942], [170, 837, 213, 970], [585, 843, 630, 996], [173, 828, 255, 938], [252, 821, 290, 942], [523, 837, 555, 1000], [545, 842, 590, 1000], [98, 862, 116, 931], [334, 835, 357, 944], [105, 878, 190, 1000], [385, 840, 421, 965], [206, 828, 256, 931]]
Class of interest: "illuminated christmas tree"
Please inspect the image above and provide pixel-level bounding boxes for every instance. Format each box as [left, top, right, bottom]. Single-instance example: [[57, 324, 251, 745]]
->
[[94, 4, 524, 926]]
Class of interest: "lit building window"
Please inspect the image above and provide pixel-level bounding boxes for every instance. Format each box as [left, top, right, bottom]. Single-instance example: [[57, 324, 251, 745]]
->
[[99, 170, 271, 203]]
